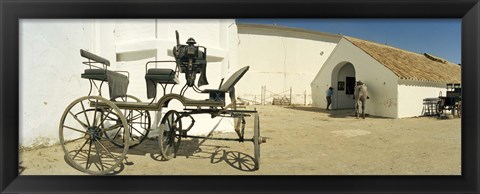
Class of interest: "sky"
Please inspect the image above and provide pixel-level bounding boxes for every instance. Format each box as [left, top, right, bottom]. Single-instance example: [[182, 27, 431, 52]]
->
[[236, 19, 461, 64]]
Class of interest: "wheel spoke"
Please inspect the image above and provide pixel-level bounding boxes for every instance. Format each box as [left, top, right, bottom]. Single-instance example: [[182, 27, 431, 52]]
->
[[125, 110, 133, 121], [238, 159, 243, 169], [72, 139, 90, 160], [131, 125, 145, 136], [93, 99, 99, 126], [92, 160, 102, 171], [129, 112, 143, 121], [129, 121, 148, 125], [123, 129, 126, 145], [104, 114, 120, 121], [244, 159, 255, 166], [111, 127, 123, 140], [102, 123, 124, 133], [166, 119, 172, 129], [96, 108, 112, 129], [95, 139, 119, 161], [244, 162, 254, 171], [240, 154, 250, 160], [80, 101, 91, 127], [86, 140, 93, 169], [94, 141, 105, 172], [63, 125, 87, 135], [68, 111, 88, 129]]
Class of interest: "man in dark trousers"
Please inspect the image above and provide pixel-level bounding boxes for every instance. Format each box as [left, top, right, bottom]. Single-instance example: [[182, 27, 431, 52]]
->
[[326, 87, 334, 110]]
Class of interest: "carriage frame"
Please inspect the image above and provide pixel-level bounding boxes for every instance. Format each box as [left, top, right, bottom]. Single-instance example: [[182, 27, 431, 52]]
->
[[59, 31, 265, 175]]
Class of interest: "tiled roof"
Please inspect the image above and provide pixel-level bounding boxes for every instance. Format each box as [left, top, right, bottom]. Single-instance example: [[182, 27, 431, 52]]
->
[[345, 36, 461, 83]]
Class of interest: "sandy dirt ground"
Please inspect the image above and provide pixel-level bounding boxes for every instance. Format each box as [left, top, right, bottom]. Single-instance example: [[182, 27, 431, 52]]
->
[[19, 105, 461, 175]]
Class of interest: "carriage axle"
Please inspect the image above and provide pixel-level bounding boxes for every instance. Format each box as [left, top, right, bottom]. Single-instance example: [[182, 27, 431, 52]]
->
[[178, 134, 266, 144]]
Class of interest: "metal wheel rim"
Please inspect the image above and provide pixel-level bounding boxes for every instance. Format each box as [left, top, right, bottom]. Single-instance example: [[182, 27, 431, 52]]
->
[[59, 96, 129, 175]]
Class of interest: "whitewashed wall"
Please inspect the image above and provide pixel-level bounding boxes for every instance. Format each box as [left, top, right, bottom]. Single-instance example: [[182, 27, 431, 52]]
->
[[311, 38, 399, 118], [397, 80, 446, 118], [20, 19, 238, 148], [19, 20, 116, 147], [237, 24, 340, 105]]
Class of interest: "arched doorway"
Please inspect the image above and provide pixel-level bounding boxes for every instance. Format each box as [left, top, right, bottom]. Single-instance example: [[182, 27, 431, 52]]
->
[[331, 62, 356, 109]]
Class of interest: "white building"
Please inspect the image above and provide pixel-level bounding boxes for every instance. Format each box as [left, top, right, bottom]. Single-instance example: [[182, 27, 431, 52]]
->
[[236, 24, 341, 105], [20, 19, 238, 148], [311, 36, 461, 118]]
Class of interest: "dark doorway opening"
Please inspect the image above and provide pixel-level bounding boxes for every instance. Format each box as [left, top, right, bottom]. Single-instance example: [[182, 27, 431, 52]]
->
[[345, 76, 356, 95]]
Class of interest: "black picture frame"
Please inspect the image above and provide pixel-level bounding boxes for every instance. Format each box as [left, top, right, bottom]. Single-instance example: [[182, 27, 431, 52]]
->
[[338, 81, 345, 91], [1, 0, 479, 193]]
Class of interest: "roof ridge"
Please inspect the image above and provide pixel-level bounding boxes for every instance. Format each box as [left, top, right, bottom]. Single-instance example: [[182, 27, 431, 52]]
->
[[237, 23, 343, 39]]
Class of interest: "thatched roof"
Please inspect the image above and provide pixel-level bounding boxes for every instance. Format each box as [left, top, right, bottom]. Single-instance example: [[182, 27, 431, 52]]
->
[[344, 36, 461, 83]]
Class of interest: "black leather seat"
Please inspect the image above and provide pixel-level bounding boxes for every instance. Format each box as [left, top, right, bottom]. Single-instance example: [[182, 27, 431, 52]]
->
[[81, 69, 127, 81], [201, 66, 250, 102], [145, 68, 179, 84], [202, 66, 250, 93], [145, 68, 180, 99]]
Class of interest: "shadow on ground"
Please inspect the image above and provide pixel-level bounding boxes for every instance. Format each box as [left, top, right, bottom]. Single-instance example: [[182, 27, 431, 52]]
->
[[284, 106, 387, 119], [63, 137, 258, 174]]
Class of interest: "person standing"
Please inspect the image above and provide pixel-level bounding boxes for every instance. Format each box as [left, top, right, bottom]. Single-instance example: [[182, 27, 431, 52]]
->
[[326, 87, 334, 110]]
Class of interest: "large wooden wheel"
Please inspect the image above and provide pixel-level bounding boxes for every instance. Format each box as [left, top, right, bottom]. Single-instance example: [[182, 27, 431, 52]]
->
[[105, 95, 151, 148], [158, 110, 182, 160], [59, 96, 129, 175]]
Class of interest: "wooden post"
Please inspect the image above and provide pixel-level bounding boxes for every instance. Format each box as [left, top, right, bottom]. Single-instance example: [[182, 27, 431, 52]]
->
[[261, 85, 265, 105], [290, 87, 292, 105], [304, 90, 307, 105]]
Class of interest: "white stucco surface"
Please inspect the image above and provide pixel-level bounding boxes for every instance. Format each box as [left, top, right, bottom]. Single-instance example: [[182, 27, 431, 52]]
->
[[312, 38, 399, 118], [237, 24, 341, 105], [20, 20, 100, 147], [397, 80, 447, 118], [20, 19, 238, 148]]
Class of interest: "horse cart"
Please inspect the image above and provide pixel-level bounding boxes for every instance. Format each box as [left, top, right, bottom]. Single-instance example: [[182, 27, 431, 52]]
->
[[437, 83, 461, 117], [59, 31, 265, 175]]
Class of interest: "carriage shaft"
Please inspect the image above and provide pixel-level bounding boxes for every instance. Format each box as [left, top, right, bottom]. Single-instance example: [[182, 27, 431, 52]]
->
[[179, 134, 252, 142]]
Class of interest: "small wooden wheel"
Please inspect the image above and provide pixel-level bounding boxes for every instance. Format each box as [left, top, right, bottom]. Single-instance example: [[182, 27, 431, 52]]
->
[[59, 96, 129, 175], [105, 95, 151, 148], [158, 110, 182, 160]]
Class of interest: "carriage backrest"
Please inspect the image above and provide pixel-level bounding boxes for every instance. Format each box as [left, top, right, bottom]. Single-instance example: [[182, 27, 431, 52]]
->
[[219, 66, 250, 92], [80, 49, 110, 66]]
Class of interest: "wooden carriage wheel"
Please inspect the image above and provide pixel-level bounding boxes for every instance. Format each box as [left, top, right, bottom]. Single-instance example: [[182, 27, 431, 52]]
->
[[105, 95, 151, 148], [59, 96, 129, 175], [158, 110, 183, 160]]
